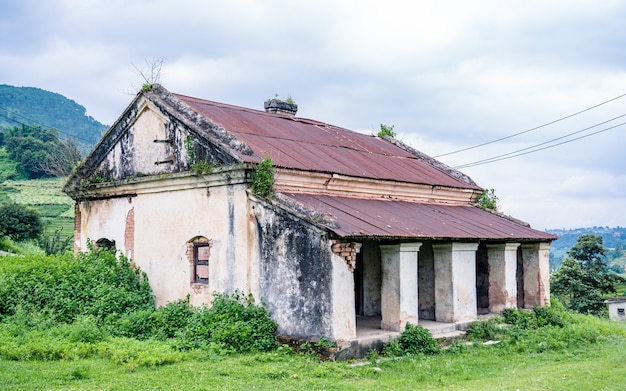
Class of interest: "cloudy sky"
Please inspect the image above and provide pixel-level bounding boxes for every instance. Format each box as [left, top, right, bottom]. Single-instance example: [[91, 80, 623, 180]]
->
[[1, 0, 625, 230]]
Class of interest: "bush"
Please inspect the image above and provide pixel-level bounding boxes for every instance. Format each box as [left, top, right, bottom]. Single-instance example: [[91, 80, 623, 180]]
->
[[109, 298, 194, 341], [467, 317, 504, 341], [0, 250, 279, 362], [0, 203, 43, 241], [178, 290, 278, 353], [384, 323, 441, 356], [0, 248, 154, 324]]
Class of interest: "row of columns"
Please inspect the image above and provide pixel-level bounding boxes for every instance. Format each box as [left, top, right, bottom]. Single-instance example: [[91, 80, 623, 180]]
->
[[380, 241, 550, 331]]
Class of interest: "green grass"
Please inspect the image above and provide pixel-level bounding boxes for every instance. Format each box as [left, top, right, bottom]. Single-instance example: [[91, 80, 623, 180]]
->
[[0, 333, 625, 390], [0, 177, 73, 235]]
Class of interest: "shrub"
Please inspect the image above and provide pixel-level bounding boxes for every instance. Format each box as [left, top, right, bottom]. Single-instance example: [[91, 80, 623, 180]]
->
[[250, 157, 275, 199], [467, 317, 504, 341], [0, 248, 154, 324], [384, 323, 441, 356], [0, 202, 43, 241], [109, 298, 194, 341], [177, 290, 277, 353]]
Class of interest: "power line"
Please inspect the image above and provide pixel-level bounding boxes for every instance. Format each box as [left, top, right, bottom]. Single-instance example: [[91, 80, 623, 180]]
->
[[453, 120, 626, 169], [434, 91, 626, 158], [0, 106, 95, 145], [453, 113, 626, 168]]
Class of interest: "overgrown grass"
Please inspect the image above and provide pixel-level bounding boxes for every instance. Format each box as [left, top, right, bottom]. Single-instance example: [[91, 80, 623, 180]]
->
[[0, 249, 278, 369], [2, 249, 626, 389], [0, 323, 625, 390]]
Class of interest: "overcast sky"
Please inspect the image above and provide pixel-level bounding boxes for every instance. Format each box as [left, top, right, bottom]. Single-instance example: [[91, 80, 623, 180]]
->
[[1, 0, 625, 230]]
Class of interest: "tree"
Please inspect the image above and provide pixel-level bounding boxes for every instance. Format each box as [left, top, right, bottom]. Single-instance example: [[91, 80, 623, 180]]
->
[[0, 203, 43, 241], [2, 125, 82, 178], [551, 234, 625, 315]]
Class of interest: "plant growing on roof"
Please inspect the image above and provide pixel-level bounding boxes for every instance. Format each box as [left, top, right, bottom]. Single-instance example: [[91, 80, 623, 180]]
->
[[475, 188, 499, 212], [378, 123, 396, 138], [251, 156, 275, 200]]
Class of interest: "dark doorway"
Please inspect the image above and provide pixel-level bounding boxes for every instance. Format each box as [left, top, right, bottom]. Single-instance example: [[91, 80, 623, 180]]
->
[[354, 251, 364, 316]]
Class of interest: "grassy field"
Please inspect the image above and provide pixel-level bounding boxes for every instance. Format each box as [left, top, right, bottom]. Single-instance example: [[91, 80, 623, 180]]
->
[[0, 176, 74, 235], [1, 330, 625, 391]]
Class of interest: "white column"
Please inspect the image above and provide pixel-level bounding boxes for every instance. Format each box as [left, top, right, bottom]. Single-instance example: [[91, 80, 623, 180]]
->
[[380, 242, 421, 331], [433, 242, 479, 323], [521, 242, 551, 308], [487, 243, 520, 313]]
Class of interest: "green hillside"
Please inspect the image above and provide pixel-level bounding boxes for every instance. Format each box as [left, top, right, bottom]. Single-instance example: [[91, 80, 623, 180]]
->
[[0, 84, 107, 148], [0, 176, 74, 235], [548, 227, 626, 273]]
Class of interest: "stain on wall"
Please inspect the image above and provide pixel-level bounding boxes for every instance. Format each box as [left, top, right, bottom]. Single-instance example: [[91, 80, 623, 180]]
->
[[255, 201, 334, 339]]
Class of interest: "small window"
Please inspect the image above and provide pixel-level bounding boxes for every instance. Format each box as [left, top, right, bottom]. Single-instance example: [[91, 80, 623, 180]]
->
[[618, 308, 625, 316], [95, 238, 116, 252], [194, 242, 210, 284]]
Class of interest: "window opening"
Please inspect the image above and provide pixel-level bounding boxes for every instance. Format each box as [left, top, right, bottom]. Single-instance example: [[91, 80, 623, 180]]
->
[[95, 238, 116, 251], [194, 242, 210, 284]]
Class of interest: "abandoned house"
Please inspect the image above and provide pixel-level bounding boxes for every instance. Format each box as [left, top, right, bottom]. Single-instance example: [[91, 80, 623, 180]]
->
[[63, 84, 556, 344]]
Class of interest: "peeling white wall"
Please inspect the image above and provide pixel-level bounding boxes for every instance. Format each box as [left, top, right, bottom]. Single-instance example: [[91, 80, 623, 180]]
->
[[77, 181, 255, 308]]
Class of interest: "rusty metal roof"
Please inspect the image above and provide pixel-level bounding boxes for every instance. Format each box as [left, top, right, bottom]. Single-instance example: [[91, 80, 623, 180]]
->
[[281, 193, 556, 241], [174, 93, 479, 190]]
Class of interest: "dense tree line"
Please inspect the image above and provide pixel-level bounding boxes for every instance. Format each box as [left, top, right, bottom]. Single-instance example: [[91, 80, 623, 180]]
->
[[0, 124, 82, 178], [0, 84, 107, 147]]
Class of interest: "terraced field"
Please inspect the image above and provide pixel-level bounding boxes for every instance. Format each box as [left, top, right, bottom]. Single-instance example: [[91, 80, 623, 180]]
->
[[0, 177, 74, 235]]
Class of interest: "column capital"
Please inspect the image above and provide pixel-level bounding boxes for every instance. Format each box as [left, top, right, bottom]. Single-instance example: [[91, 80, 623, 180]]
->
[[521, 242, 551, 251], [432, 242, 479, 252], [380, 242, 422, 253], [399, 242, 422, 252], [487, 242, 520, 251]]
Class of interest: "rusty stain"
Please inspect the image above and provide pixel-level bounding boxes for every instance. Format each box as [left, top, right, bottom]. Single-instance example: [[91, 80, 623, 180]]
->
[[174, 93, 480, 190], [281, 193, 557, 241]]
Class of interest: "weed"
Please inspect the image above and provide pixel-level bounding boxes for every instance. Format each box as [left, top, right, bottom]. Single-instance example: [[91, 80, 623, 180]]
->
[[315, 337, 336, 349], [377, 123, 396, 138], [467, 317, 504, 341], [191, 162, 214, 175], [250, 157, 275, 199], [475, 188, 499, 211], [37, 227, 72, 255], [383, 323, 441, 356], [184, 135, 196, 165]]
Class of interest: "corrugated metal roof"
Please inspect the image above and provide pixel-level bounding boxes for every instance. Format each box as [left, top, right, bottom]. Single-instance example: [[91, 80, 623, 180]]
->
[[281, 193, 556, 241], [174, 93, 479, 190]]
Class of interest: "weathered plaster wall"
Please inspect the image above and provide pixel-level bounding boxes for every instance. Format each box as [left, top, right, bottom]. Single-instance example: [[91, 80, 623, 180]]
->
[[607, 300, 626, 321], [520, 242, 551, 308], [331, 252, 356, 341], [433, 242, 478, 323], [253, 200, 335, 340], [76, 180, 253, 308], [380, 243, 421, 332]]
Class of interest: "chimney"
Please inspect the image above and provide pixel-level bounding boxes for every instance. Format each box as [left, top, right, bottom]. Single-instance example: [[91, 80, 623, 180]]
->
[[264, 98, 298, 117]]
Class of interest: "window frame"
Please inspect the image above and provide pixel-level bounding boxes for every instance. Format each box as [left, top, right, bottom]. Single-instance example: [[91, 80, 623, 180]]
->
[[193, 241, 210, 284]]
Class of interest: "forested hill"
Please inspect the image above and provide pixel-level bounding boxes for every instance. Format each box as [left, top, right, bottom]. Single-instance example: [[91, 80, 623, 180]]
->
[[0, 84, 107, 147], [547, 226, 626, 272]]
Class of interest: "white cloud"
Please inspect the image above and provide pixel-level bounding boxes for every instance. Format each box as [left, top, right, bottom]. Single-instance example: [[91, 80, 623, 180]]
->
[[1, 0, 626, 229]]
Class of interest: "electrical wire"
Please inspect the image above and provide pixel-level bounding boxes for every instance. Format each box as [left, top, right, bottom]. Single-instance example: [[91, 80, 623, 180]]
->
[[454, 120, 626, 169], [434, 92, 626, 158], [0, 107, 96, 145]]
